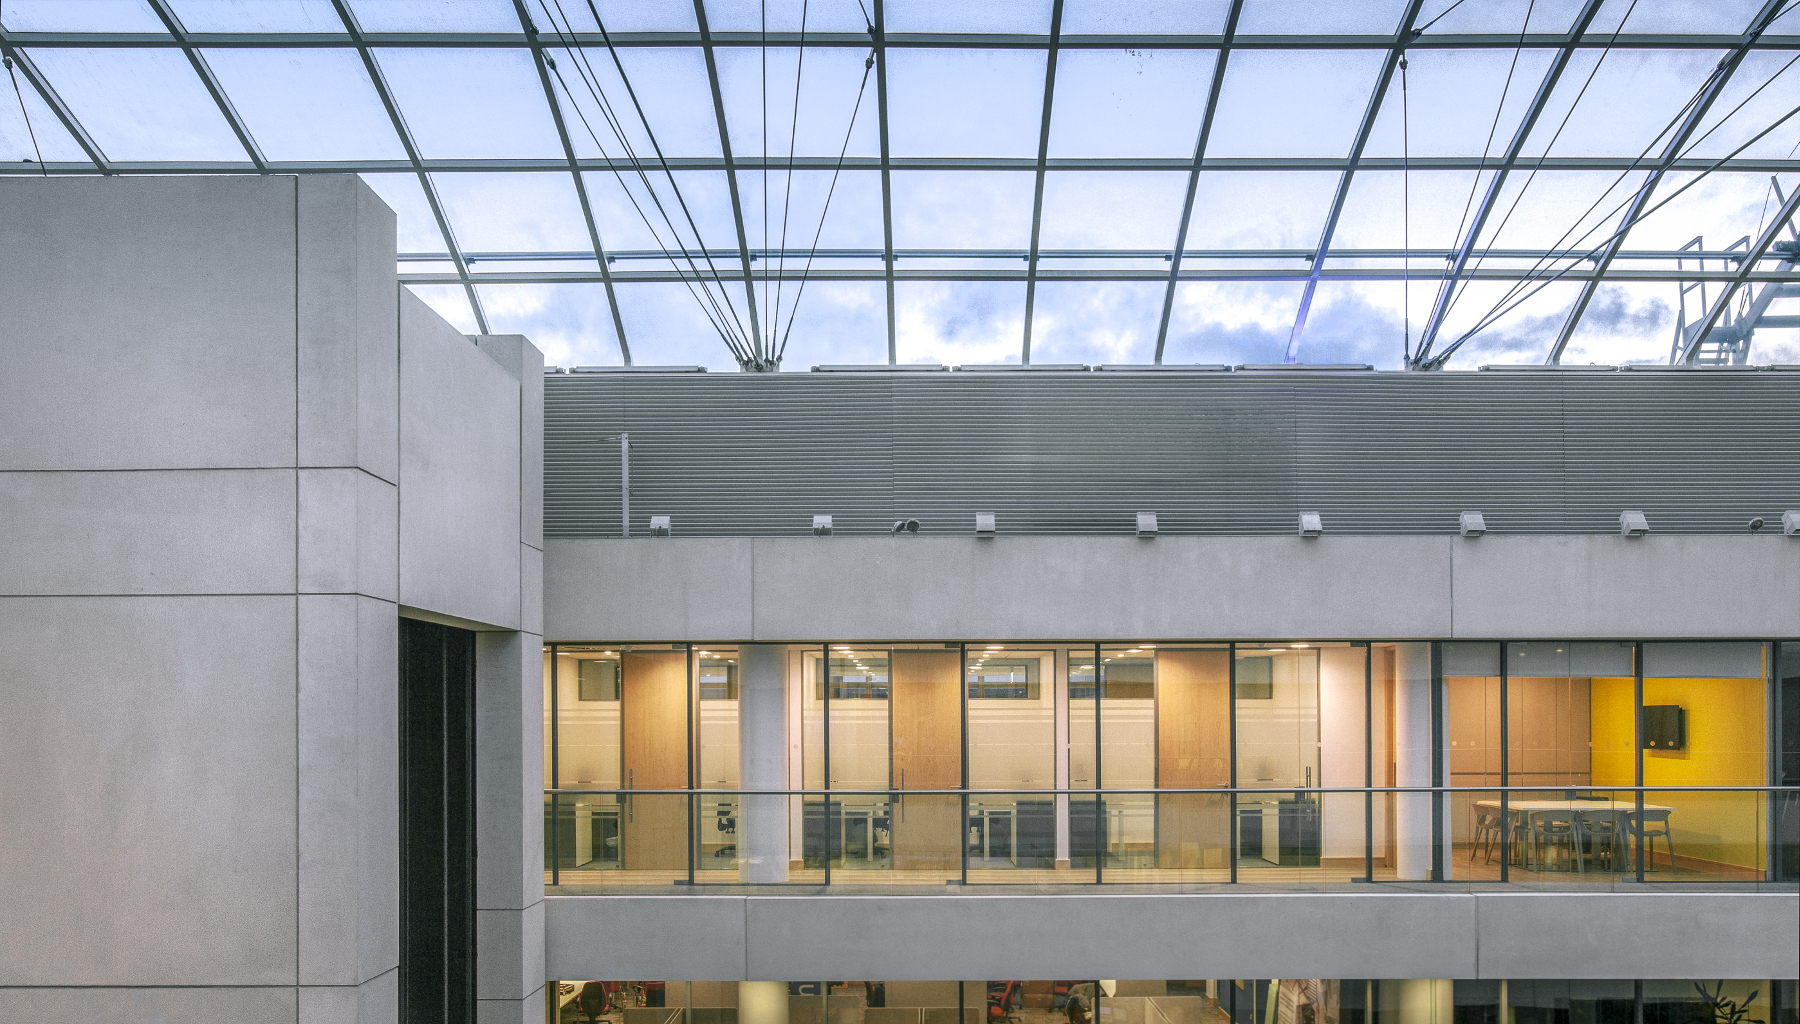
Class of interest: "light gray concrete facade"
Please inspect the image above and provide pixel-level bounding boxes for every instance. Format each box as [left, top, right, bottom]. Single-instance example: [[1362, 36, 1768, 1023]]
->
[[0, 176, 542, 1024]]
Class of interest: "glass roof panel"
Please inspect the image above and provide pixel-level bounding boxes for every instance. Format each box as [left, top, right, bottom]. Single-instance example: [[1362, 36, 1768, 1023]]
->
[[200, 48, 405, 161], [1039, 171, 1189, 250], [1163, 281, 1305, 364], [1331, 170, 1495, 251], [476, 283, 621, 369], [375, 48, 565, 159], [1059, 0, 1231, 35], [0, 72, 91, 162], [435, 171, 593, 253], [166, 0, 343, 31], [343, 0, 520, 32], [1475, 169, 1650, 251], [1518, 48, 1726, 159], [716, 46, 881, 160], [884, 0, 1054, 34], [612, 282, 761, 370], [1411, 0, 1584, 35], [895, 281, 1028, 365], [27, 48, 248, 161], [1047, 49, 1217, 159], [703, 0, 865, 33], [886, 48, 1047, 157], [550, 46, 723, 160], [358, 172, 446, 252], [404, 283, 481, 333], [583, 168, 741, 254], [1430, 278, 1583, 367], [891, 170, 1036, 249], [1557, 282, 1680, 366], [1288, 282, 1410, 368], [0, 0, 163, 31], [1182, 171, 1341, 249], [1235, 0, 1406, 35], [1598, 0, 1766, 35], [1620, 171, 1796, 252], [1683, 50, 1800, 161], [1205, 49, 1384, 159], [766, 281, 888, 370], [741, 169, 886, 250], [541, 0, 699, 31], [1029, 281, 1165, 365], [1362, 47, 1558, 158]]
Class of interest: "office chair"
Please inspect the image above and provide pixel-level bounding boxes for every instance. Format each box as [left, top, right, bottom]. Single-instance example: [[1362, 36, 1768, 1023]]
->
[[989, 981, 1020, 1024], [575, 981, 609, 1023], [715, 809, 737, 858]]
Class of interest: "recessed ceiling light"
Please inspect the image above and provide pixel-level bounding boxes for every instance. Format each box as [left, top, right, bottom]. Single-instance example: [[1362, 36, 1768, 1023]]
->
[[1292, 643, 1310, 648], [986, 645, 1004, 650]]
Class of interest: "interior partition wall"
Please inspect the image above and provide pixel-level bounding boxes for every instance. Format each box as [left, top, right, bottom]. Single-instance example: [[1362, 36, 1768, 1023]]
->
[[542, 639, 1795, 887]]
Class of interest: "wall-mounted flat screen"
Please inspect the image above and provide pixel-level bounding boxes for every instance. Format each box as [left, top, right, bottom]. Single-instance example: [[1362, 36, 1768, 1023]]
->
[[577, 659, 619, 701], [1642, 704, 1686, 750], [1237, 656, 1274, 699]]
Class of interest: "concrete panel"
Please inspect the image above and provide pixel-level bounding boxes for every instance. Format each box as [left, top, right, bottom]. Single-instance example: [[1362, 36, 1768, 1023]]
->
[[0, 469, 296, 595], [399, 292, 521, 629], [0, 596, 299, 985], [475, 631, 545, 911], [298, 175, 400, 481], [478, 985, 546, 1024], [298, 596, 400, 987], [545, 896, 748, 981], [1452, 536, 1800, 638], [478, 902, 546, 1000], [473, 334, 546, 551], [523, 543, 544, 638], [0, 176, 297, 470], [1474, 892, 1800, 979], [0, 986, 299, 1024], [544, 539, 755, 641], [741, 894, 1477, 981], [297, 967, 398, 1024], [299, 469, 399, 601]]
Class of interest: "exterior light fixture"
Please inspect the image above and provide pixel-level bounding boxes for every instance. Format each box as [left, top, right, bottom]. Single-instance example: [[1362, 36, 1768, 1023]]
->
[[1748, 517, 1765, 532], [649, 515, 672, 537], [1459, 511, 1487, 537], [891, 518, 921, 535], [1298, 511, 1323, 537], [813, 514, 834, 536], [1784, 511, 1800, 536], [975, 512, 996, 536], [1136, 512, 1158, 537], [1619, 510, 1649, 537]]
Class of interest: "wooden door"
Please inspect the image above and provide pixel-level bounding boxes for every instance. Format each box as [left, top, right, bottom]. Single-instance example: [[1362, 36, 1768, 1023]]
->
[[1156, 649, 1230, 868], [889, 650, 961, 871], [622, 651, 688, 870]]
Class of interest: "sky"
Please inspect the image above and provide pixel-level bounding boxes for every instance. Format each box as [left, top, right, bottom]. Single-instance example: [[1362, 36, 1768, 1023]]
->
[[1, 0, 1797, 370]]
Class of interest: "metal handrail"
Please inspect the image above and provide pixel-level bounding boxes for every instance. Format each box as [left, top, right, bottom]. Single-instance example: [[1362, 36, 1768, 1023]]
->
[[545, 784, 1800, 796]]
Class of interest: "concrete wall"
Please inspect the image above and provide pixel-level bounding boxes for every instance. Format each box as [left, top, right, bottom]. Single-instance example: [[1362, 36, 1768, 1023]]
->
[[543, 535, 1800, 641], [0, 176, 543, 1024], [543, 891, 1800, 982]]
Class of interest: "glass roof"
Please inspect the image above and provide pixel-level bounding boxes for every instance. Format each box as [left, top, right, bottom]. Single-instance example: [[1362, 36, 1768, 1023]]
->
[[1, 0, 1796, 371]]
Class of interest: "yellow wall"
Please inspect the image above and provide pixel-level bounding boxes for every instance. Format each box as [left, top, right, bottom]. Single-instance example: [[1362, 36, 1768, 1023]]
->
[[1590, 676, 1768, 871]]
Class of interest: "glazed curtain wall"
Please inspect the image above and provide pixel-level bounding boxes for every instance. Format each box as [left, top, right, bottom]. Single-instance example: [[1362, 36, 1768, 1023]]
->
[[542, 641, 1800, 888]]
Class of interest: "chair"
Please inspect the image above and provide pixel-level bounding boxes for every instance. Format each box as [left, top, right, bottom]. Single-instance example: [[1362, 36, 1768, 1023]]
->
[[989, 981, 1020, 1024], [1471, 808, 1505, 864], [1623, 809, 1677, 876], [1574, 808, 1621, 873], [1528, 810, 1580, 872], [715, 809, 736, 858], [575, 981, 609, 1023]]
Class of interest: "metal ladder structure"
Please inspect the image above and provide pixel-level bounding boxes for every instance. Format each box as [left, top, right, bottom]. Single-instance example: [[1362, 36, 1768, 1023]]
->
[[1671, 178, 1800, 365]]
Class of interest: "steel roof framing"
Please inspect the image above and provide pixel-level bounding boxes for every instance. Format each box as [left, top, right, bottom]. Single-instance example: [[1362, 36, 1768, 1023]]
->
[[404, 266, 1800, 285], [0, 27, 109, 171], [692, 0, 765, 369], [328, 0, 489, 334], [1019, 0, 1066, 366], [1410, 0, 1607, 368], [144, 0, 267, 171], [1545, 0, 1790, 364], [1153, 0, 1243, 365], [512, 0, 630, 363], [874, 0, 896, 365], [1283, 0, 1426, 362]]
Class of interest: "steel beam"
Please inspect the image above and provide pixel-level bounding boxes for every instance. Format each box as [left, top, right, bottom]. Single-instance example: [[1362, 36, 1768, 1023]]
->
[[145, 0, 267, 170], [512, 0, 630, 363], [1410, 0, 1606, 367], [1679, 182, 1800, 361], [329, 0, 488, 333], [1019, 0, 1066, 365], [0, 30, 109, 171], [404, 245, 1792, 264], [693, 0, 766, 368], [7, 29, 1799, 52], [875, 0, 896, 364], [1154, 0, 1243, 364], [1546, 0, 1788, 364], [401, 266, 1800, 285], [1284, 0, 1426, 362]]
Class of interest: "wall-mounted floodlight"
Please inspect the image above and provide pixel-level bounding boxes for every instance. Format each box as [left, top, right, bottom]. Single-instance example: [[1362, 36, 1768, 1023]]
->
[[1619, 510, 1649, 537], [1459, 511, 1487, 538], [1784, 511, 1800, 536], [649, 515, 672, 537], [1749, 517, 1765, 532], [812, 515, 834, 536], [1298, 511, 1323, 538], [1136, 512, 1158, 537], [892, 518, 921, 535], [975, 512, 996, 536]]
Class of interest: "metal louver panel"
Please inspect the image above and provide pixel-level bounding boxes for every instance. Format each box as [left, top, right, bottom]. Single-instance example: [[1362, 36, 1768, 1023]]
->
[[544, 371, 1800, 538]]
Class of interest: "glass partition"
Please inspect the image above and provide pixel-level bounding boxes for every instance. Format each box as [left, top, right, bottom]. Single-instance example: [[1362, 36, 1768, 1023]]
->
[[1444, 643, 1501, 882], [693, 646, 739, 882], [1234, 643, 1326, 882], [966, 644, 1060, 882]]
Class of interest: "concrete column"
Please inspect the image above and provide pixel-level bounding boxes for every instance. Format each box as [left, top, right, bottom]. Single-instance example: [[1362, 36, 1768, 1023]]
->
[[1395, 643, 1434, 880], [740, 982, 790, 1024], [740, 644, 791, 883]]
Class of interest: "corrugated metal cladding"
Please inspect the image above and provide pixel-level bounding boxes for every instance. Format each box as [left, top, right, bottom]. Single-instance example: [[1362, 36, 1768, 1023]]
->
[[544, 370, 1800, 538]]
